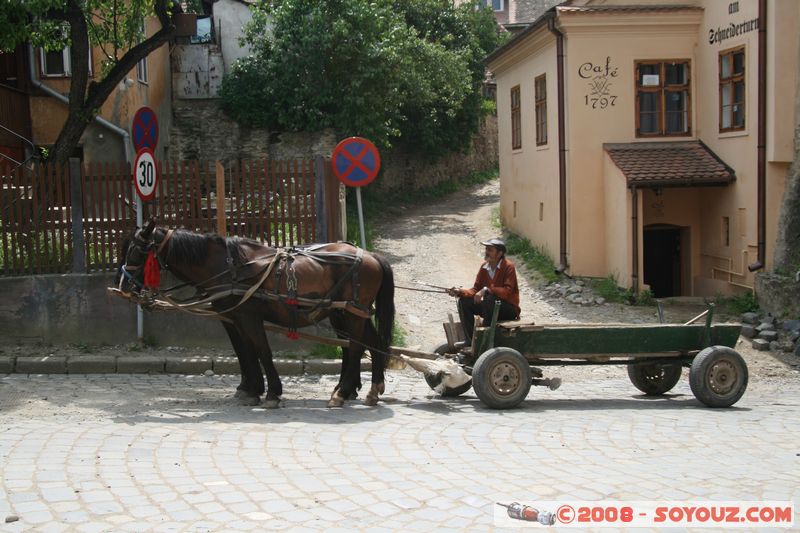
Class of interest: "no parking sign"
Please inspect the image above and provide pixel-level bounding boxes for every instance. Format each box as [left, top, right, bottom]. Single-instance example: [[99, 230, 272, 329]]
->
[[331, 137, 381, 187], [132, 107, 159, 152], [331, 137, 380, 249]]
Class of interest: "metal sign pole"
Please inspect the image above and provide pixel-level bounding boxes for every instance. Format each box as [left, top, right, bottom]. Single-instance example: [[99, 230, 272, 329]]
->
[[136, 195, 143, 340], [356, 187, 367, 250]]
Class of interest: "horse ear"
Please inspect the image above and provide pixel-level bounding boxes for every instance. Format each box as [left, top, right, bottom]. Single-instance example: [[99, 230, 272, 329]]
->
[[141, 219, 156, 239]]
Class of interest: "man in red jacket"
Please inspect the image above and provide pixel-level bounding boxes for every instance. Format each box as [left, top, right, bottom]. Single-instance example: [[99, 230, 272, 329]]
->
[[448, 238, 520, 342]]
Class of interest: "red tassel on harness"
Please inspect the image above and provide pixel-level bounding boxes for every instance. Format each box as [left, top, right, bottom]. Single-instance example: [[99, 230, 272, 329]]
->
[[143, 250, 161, 289], [286, 331, 300, 340]]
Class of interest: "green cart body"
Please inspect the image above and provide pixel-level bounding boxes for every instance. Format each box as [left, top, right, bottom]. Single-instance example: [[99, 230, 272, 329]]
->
[[436, 304, 747, 410]]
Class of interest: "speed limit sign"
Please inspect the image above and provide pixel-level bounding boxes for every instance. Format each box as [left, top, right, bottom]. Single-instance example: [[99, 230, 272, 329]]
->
[[133, 148, 158, 200]]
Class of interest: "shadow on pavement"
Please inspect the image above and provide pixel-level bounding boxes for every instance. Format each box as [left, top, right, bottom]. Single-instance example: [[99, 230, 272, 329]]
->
[[402, 393, 752, 413]]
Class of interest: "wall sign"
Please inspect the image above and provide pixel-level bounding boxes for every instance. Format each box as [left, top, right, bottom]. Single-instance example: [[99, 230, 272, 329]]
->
[[708, 17, 759, 45], [578, 56, 618, 110]]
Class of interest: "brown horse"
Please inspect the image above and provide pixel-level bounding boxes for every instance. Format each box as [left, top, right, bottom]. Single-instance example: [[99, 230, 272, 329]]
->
[[116, 221, 395, 408]]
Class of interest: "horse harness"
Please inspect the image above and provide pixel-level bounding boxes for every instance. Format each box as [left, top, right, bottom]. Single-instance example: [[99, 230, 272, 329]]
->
[[123, 230, 372, 327]]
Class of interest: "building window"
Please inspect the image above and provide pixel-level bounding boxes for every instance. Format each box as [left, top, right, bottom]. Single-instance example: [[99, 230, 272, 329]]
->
[[137, 57, 148, 83], [722, 216, 730, 246], [477, 0, 504, 11], [137, 18, 149, 84], [39, 46, 92, 77], [40, 48, 70, 77], [535, 74, 547, 146], [635, 60, 691, 137], [719, 47, 745, 131], [511, 85, 521, 150]]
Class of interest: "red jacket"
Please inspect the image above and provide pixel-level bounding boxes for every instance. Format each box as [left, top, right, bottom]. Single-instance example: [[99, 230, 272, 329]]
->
[[460, 257, 520, 316]]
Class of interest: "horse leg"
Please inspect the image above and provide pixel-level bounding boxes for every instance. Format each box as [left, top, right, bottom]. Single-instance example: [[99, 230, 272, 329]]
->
[[222, 321, 264, 406], [362, 320, 387, 406], [238, 314, 283, 409], [333, 344, 360, 400], [327, 313, 364, 407]]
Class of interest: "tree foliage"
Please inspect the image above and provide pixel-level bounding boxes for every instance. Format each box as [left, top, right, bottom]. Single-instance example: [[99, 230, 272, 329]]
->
[[0, 0, 177, 163], [219, 0, 504, 157]]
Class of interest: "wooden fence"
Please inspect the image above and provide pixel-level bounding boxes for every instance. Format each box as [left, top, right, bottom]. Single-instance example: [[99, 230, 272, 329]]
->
[[0, 157, 341, 276]]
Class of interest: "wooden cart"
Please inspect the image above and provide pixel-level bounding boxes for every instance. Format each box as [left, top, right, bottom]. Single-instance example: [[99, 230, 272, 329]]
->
[[429, 304, 746, 410]]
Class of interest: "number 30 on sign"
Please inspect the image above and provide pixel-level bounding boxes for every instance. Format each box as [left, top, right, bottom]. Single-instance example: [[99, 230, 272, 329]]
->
[[133, 148, 158, 200]]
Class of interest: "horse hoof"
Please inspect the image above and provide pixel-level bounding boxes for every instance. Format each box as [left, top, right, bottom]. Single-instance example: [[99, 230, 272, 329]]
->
[[327, 390, 346, 408], [263, 398, 281, 409], [363, 395, 379, 406], [233, 389, 245, 399], [238, 394, 261, 406]]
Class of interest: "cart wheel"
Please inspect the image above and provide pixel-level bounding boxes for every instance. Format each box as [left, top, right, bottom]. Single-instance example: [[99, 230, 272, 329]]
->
[[627, 362, 682, 395], [472, 347, 532, 409], [689, 346, 748, 408], [424, 343, 472, 397]]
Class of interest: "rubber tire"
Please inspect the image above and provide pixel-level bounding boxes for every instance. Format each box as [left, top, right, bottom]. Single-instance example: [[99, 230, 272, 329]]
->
[[424, 342, 472, 397], [627, 362, 682, 395], [472, 347, 532, 409], [689, 345, 748, 408]]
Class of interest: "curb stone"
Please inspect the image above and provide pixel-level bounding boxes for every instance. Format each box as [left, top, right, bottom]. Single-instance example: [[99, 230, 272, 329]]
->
[[0, 356, 15, 374], [15, 356, 67, 374], [0, 356, 373, 375], [165, 356, 213, 375], [67, 356, 117, 374], [116, 356, 165, 374]]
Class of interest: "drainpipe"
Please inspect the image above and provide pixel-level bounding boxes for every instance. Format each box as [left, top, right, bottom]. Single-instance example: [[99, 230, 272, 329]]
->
[[548, 17, 568, 274], [27, 44, 132, 163], [631, 187, 639, 295], [748, 0, 767, 272]]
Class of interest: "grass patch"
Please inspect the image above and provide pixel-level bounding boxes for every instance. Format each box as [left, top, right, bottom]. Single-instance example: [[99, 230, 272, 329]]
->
[[310, 343, 342, 359], [308, 320, 405, 360], [505, 232, 559, 283], [73, 342, 95, 354], [715, 290, 759, 314], [590, 276, 628, 303], [490, 206, 501, 230]]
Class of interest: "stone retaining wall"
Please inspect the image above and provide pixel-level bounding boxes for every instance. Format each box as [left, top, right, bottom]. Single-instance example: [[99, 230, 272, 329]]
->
[[755, 272, 800, 318], [168, 100, 498, 191], [0, 273, 338, 352]]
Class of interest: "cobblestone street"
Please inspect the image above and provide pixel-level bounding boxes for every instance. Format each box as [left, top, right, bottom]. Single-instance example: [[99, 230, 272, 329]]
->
[[1, 367, 799, 531]]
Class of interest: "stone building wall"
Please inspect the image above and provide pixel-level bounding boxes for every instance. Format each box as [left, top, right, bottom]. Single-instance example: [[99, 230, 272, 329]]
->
[[167, 99, 498, 189]]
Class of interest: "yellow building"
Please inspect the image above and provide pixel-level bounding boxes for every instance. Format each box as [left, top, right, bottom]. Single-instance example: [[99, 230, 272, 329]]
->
[[487, 0, 798, 297], [0, 16, 174, 165]]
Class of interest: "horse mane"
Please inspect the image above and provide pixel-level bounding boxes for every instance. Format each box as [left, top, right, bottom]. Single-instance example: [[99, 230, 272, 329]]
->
[[166, 229, 264, 266]]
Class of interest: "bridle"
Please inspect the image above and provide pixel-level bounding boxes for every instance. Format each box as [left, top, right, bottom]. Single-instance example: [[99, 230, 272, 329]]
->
[[118, 222, 173, 294]]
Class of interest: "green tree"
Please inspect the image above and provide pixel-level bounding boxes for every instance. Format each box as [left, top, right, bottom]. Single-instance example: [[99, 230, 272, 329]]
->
[[0, 0, 179, 164], [219, 0, 503, 157]]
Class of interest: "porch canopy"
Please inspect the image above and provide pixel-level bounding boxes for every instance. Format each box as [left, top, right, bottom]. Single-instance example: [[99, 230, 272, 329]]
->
[[604, 141, 735, 189]]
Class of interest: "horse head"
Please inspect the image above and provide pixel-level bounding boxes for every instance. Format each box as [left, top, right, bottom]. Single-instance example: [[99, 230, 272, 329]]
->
[[116, 219, 160, 294]]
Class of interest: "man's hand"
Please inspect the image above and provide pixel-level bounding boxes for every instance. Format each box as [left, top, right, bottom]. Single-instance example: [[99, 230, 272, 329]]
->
[[474, 287, 487, 304], [447, 287, 460, 297]]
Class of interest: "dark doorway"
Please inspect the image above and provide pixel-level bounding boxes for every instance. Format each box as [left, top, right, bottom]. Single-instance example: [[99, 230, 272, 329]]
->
[[643, 225, 683, 297]]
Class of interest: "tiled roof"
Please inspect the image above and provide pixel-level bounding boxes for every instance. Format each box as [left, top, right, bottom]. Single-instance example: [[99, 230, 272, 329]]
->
[[604, 141, 735, 188], [558, 4, 703, 15], [510, 0, 563, 25]]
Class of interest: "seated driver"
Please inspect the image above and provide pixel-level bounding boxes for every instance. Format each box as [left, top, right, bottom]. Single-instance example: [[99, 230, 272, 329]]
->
[[447, 238, 520, 343]]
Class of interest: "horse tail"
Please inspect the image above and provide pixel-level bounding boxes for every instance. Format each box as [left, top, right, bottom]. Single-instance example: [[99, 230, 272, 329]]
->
[[373, 253, 395, 349]]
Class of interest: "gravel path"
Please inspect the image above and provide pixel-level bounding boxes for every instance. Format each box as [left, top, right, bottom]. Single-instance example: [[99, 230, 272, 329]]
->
[[373, 181, 565, 352]]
